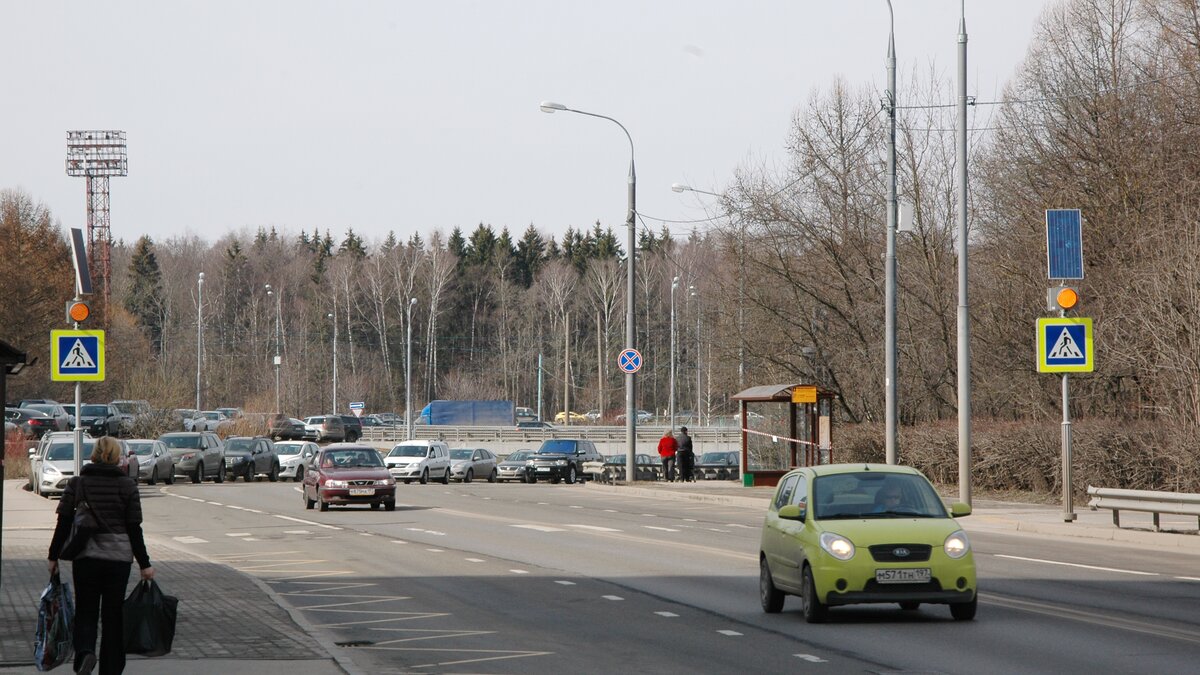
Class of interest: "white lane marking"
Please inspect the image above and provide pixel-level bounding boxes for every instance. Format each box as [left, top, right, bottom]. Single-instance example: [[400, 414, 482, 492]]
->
[[206, 501, 224, 505], [796, 654, 828, 663], [511, 524, 566, 532], [567, 524, 622, 532], [274, 514, 342, 530], [683, 518, 698, 522], [707, 528, 731, 533], [360, 532, 374, 537], [644, 526, 681, 532], [995, 554, 1159, 576], [1177, 576, 1200, 582], [655, 611, 679, 617], [426, 549, 444, 553], [244, 537, 259, 541], [537, 502, 549, 506], [173, 536, 208, 544], [392, 540, 408, 544], [510, 569, 529, 574], [640, 513, 657, 517], [226, 532, 252, 537], [717, 630, 742, 636], [243, 508, 265, 514], [554, 581, 576, 586], [226, 505, 247, 510], [465, 558, 485, 563], [284, 530, 311, 534], [406, 528, 446, 536], [604, 509, 618, 513], [569, 505, 582, 509], [725, 524, 752, 529], [602, 595, 623, 601]]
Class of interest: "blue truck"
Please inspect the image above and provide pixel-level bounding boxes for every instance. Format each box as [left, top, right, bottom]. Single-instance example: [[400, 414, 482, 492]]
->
[[417, 400, 515, 426]]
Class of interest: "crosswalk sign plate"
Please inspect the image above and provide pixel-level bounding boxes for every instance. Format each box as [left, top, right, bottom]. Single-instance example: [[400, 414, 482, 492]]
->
[[51, 329, 105, 381], [1036, 318, 1092, 373]]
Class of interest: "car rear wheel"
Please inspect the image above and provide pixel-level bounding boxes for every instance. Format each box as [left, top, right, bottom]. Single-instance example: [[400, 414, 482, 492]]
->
[[760, 557, 785, 613], [487, 468, 497, 483], [441, 468, 450, 484], [192, 463, 203, 484], [950, 596, 977, 621], [464, 469, 473, 484], [801, 565, 827, 623], [165, 468, 175, 485], [419, 469, 429, 485], [384, 500, 396, 512], [215, 462, 226, 483], [319, 497, 329, 512], [268, 463, 279, 482], [147, 468, 158, 486]]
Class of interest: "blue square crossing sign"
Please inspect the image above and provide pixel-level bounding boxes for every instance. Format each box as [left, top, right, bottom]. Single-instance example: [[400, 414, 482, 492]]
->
[[51, 329, 105, 381], [1036, 318, 1092, 373]]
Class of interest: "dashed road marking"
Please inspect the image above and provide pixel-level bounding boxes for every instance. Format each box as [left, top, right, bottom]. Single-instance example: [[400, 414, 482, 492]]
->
[[425, 548, 444, 553], [391, 540, 408, 544], [172, 536, 208, 544], [1177, 576, 1200, 582], [360, 532, 374, 537], [644, 526, 681, 532], [206, 501, 224, 505], [226, 532, 252, 537], [567, 524, 621, 532], [274, 514, 341, 530], [554, 580, 575, 586], [602, 595, 623, 601], [510, 569, 529, 575], [511, 524, 566, 532], [707, 528, 731, 533], [655, 611, 679, 617], [796, 654, 828, 663], [717, 630, 742, 636], [465, 558, 485, 563], [284, 530, 311, 534], [569, 505, 582, 509]]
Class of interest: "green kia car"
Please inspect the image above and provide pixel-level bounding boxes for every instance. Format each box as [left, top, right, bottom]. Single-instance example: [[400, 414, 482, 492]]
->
[[759, 464, 976, 622]]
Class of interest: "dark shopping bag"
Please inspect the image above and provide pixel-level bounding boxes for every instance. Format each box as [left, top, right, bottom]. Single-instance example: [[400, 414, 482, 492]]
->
[[34, 572, 74, 671], [58, 478, 108, 561], [122, 580, 177, 657]]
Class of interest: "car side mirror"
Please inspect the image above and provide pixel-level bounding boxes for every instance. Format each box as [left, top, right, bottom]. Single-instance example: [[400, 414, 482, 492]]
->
[[28, 447, 37, 457], [950, 502, 972, 518], [778, 504, 806, 521]]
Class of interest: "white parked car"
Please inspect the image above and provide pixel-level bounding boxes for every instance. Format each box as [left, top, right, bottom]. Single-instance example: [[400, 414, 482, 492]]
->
[[383, 440, 450, 484], [275, 440, 320, 482]]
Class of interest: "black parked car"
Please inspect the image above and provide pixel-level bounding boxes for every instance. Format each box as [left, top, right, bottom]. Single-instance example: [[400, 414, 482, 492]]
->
[[223, 436, 281, 481], [5, 407, 59, 439], [77, 403, 123, 437], [525, 439, 603, 485], [694, 451, 741, 481], [269, 414, 307, 441], [339, 415, 363, 443]]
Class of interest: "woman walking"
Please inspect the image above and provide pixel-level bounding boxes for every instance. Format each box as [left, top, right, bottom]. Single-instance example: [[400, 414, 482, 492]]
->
[[47, 436, 154, 675]]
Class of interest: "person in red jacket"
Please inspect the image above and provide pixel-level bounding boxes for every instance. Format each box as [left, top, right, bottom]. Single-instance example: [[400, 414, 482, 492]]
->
[[657, 430, 679, 482]]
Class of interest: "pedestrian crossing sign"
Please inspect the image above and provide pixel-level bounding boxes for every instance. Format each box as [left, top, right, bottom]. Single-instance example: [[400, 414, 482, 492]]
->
[[51, 329, 105, 381], [1036, 318, 1092, 373]]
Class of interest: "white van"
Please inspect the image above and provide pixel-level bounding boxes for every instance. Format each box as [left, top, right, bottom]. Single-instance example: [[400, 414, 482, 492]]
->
[[384, 440, 451, 484]]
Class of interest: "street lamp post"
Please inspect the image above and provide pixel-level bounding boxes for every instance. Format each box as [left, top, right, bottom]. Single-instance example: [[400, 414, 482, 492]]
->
[[541, 100, 638, 482], [265, 284, 282, 412], [406, 297, 417, 441], [885, 0, 899, 464], [196, 272, 204, 412], [669, 276, 679, 430], [328, 312, 338, 413], [691, 287, 701, 426]]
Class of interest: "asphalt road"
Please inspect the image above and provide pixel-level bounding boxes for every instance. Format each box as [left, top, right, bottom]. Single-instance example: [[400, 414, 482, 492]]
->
[[138, 479, 1200, 674]]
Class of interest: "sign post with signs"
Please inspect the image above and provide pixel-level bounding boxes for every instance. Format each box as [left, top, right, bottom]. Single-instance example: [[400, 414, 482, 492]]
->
[[1042, 209, 1089, 523]]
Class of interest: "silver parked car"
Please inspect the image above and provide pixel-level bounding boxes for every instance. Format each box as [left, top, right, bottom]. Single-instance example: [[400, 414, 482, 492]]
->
[[159, 431, 226, 483], [126, 439, 175, 485], [275, 441, 319, 482], [496, 449, 534, 482], [448, 447, 498, 483]]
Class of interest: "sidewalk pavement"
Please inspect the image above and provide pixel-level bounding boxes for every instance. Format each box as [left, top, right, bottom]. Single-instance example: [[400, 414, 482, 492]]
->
[[0, 480, 349, 675], [588, 478, 1200, 553]]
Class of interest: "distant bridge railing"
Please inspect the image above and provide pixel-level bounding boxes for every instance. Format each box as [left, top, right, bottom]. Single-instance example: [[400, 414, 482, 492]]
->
[[1086, 485, 1200, 530], [361, 424, 740, 454]]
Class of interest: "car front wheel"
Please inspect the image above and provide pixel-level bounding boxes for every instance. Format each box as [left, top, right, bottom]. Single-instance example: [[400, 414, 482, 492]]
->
[[419, 469, 428, 485], [268, 463, 279, 482], [147, 468, 158, 486], [950, 596, 977, 621], [488, 469, 497, 483], [565, 466, 577, 484], [464, 469, 473, 484], [215, 462, 226, 483], [192, 463, 203, 484], [801, 565, 827, 623], [441, 468, 450, 484]]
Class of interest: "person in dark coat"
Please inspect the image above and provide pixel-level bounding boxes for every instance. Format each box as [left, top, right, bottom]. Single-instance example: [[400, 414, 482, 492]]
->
[[675, 426, 695, 482], [48, 436, 154, 675], [657, 429, 678, 481]]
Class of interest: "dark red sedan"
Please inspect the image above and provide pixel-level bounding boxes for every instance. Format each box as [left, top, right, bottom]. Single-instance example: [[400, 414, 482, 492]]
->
[[303, 444, 396, 511]]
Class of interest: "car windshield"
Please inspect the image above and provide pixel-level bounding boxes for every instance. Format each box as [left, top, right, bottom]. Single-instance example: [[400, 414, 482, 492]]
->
[[202, 412, 221, 420], [28, 404, 55, 415], [604, 455, 623, 463], [388, 446, 427, 458], [226, 439, 254, 452], [320, 450, 382, 468], [537, 440, 577, 455], [504, 451, 531, 462], [450, 449, 475, 460], [699, 452, 734, 464], [127, 442, 155, 456], [813, 472, 947, 520], [81, 405, 109, 416], [275, 444, 302, 456], [47, 441, 94, 461], [160, 435, 201, 449]]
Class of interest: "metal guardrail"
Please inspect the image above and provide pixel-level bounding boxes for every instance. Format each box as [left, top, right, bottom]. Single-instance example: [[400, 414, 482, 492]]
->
[[1086, 485, 1200, 530], [361, 425, 740, 447]]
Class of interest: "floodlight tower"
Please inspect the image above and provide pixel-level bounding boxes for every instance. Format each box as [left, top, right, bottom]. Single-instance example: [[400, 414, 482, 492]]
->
[[66, 131, 128, 325]]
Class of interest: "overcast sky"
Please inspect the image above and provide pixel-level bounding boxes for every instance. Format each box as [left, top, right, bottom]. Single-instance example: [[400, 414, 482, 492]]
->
[[2, 1, 1051, 247]]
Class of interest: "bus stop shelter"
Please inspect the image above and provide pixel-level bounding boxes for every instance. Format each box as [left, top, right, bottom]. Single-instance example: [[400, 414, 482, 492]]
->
[[731, 383, 835, 487]]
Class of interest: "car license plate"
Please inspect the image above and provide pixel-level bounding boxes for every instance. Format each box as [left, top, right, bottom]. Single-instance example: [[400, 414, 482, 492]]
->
[[537, 467, 551, 472], [349, 488, 374, 496], [875, 568, 931, 584]]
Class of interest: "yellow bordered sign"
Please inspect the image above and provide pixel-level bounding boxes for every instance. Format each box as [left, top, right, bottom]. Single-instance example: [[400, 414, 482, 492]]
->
[[51, 329, 105, 381], [1036, 318, 1092, 373]]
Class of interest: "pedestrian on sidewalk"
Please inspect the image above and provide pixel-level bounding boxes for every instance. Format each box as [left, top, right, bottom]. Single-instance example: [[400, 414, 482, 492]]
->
[[676, 426, 695, 482], [657, 429, 678, 481], [47, 436, 155, 675]]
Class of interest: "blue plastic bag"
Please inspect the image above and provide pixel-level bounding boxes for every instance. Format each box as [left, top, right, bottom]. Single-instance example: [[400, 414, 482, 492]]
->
[[34, 572, 74, 671]]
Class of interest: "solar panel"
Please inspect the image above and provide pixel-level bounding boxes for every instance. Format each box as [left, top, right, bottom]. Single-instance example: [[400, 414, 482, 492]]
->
[[1046, 209, 1083, 280]]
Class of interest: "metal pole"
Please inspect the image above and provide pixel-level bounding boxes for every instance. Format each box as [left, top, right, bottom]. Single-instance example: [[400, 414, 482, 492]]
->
[[537, 352, 543, 422], [1062, 373, 1075, 521], [275, 289, 282, 412], [669, 278, 677, 431], [196, 272, 204, 412], [738, 222, 746, 388], [406, 298, 416, 440], [695, 294, 702, 427], [956, 2, 973, 506], [329, 312, 338, 412], [625, 146, 637, 482], [885, 0, 899, 464]]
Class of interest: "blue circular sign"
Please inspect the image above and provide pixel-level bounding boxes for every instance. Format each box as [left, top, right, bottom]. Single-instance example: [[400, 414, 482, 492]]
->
[[618, 348, 643, 374]]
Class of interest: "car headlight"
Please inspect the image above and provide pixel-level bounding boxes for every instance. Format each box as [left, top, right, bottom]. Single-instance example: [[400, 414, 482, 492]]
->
[[819, 531, 856, 561], [375, 478, 394, 486], [324, 479, 349, 488], [181, 452, 195, 460], [555, 459, 567, 466], [944, 530, 970, 559], [44, 464, 62, 476]]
